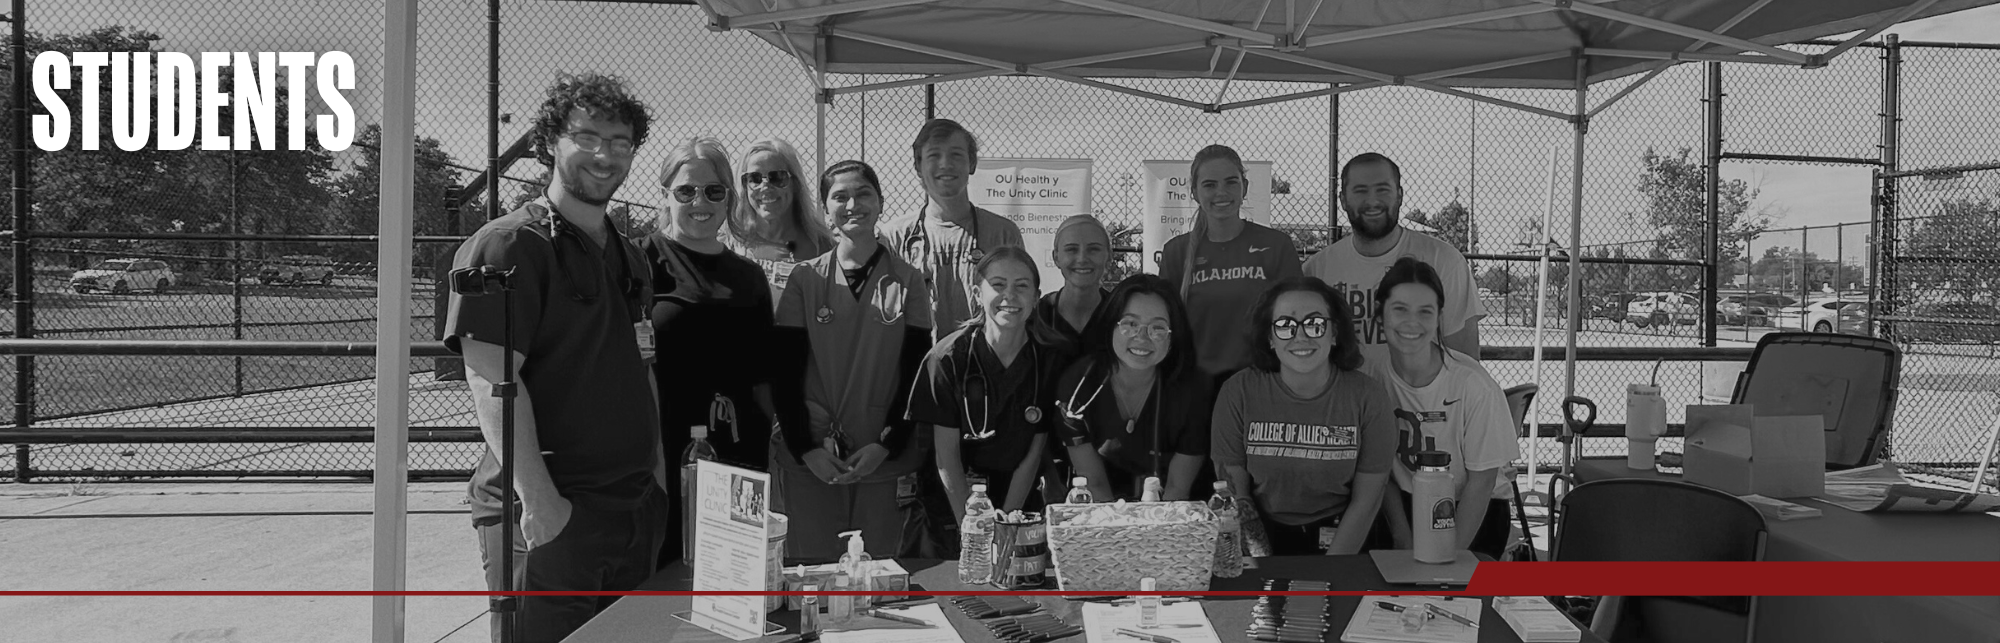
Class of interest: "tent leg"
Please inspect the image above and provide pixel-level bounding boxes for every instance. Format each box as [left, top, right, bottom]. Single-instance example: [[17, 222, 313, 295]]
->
[[1563, 55, 1586, 428], [373, 0, 417, 641]]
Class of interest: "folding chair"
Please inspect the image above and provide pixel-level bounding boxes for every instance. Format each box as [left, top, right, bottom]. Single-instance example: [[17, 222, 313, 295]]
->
[[1731, 332, 1901, 469], [1555, 479, 1768, 643]]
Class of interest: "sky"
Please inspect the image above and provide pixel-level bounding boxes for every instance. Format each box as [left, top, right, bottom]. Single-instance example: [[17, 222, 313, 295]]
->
[[32, 1, 2000, 265]]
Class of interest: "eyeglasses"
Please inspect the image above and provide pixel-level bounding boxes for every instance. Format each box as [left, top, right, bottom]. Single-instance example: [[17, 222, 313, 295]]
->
[[1272, 315, 1330, 340], [669, 183, 729, 204], [1116, 319, 1173, 341], [741, 170, 793, 189], [564, 131, 636, 157]]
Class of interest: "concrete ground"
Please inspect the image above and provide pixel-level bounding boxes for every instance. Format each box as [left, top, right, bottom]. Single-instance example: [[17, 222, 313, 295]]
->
[[0, 481, 492, 643]]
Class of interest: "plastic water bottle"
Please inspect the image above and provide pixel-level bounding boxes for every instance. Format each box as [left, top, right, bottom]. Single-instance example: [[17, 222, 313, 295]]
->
[[1235, 496, 1273, 557], [680, 425, 718, 564], [1626, 383, 1666, 470], [1412, 450, 1457, 564], [1207, 481, 1243, 578], [1065, 476, 1093, 504], [959, 484, 996, 585]]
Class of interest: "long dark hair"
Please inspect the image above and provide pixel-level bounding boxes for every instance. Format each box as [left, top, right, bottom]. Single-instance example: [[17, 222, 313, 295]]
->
[[1248, 277, 1363, 373], [819, 159, 883, 202], [1371, 257, 1447, 323], [1082, 274, 1198, 382]]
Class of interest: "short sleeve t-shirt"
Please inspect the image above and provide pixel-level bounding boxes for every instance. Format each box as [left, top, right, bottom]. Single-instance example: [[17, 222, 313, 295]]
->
[[640, 235, 775, 466], [774, 246, 934, 484], [445, 198, 660, 527], [1054, 355, 1212, 496], [1209, 368, 1396, 525], [878, 207, 1025, 343], [906, 327, 1074, 474], [1303, 230, 1484, 368], [1158, 222, 1303, 378], [1364, 346, 1521, 499], [727, 232, 833, 310]]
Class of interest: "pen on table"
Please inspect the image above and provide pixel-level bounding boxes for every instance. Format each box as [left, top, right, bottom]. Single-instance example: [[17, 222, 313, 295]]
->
[[862, 608, 936, 628], [1114, 627, 1180, 643], [1422, 602, 1479, 629]]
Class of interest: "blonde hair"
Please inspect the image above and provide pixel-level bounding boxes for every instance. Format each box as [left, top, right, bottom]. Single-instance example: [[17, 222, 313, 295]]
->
[[658, 137, 734, 237], [1180, 145, 1247, 301], [726, 138, 834, 255]]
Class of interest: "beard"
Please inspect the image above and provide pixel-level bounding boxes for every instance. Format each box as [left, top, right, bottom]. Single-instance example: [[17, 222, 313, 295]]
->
[[1347, 206, 1398, 240], [561, 169, 616, 207]]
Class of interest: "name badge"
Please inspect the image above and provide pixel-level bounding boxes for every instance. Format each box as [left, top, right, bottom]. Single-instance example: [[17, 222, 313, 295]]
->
[[633, 321, 656, 363], [1318, 526, 1338, 551]]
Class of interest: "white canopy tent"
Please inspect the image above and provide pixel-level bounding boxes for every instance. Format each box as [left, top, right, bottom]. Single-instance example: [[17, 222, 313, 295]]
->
[[365, 0, 1996, 640]]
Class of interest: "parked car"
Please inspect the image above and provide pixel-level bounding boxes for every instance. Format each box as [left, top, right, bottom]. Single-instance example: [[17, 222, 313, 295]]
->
[[258, 255, 337, 285], [1893, 301, 2000, 344], [1835, 301, 1874, 336], [1626, 291, 1698, 327], [1742, 293, 1798, 326], [1777, 297, 1865, 333], [1589, 292, 1638, 321], [69, 258, 176, 293]]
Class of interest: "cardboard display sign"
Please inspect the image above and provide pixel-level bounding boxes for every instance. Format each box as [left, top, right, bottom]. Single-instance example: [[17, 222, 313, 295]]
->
[[1683, 404, 1827, 499]]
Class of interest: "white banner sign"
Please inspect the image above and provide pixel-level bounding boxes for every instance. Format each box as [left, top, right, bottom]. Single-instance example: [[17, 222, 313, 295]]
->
[[1140, 159, 1274, 273], [970, 158, 1093, 289], [689, 459, 772, 641]]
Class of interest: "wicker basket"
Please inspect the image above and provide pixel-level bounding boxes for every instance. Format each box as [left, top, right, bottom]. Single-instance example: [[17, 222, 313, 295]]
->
[[1044, 501, 1218, 591]]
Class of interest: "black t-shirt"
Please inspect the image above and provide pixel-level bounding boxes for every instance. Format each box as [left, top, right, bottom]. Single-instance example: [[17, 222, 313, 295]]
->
[[906, 326, 1075, 473], [445, 199, 659, 527], [1055, 354, 1213, 496], [1033, 287, 1113, 347], [640, 235, 774, 467]]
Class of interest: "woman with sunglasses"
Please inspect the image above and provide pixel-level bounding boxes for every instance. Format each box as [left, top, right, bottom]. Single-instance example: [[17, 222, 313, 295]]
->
[[770, 159, 934, 561], [1159, 144, 1302, 386], [1211, 277, 1396, 555], [906, 246, 1076, 521], [1036, 215, 1116, 347], [640, 138, 781, 566], [1366, 258, 1518, 559], [724, 138, 837, 305], [1055, 274, 1212, 502]]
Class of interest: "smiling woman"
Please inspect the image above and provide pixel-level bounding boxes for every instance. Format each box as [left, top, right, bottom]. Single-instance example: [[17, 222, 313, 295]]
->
[[637, 136, 783, 569]]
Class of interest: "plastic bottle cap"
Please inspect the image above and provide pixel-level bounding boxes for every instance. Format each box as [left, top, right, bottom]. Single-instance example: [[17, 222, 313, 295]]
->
[[1416, 450, 1451, 468], [691, 425, 709, 438], [1213, 481, 1228, 490], [1072, 476, 1089, 487], [971, 483, 988, 493], [1140, 577, 1156, 591]]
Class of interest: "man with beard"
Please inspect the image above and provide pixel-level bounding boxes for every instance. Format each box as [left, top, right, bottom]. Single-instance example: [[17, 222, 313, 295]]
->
[[1304, 153, 1484, 367], [446, 73, 667, 643]]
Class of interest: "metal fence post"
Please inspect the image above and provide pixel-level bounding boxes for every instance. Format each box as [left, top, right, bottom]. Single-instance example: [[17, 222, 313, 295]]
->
[[231, 150, 244, 397], [1703, 61, 1722, 347], [10, 0, 31, 482]]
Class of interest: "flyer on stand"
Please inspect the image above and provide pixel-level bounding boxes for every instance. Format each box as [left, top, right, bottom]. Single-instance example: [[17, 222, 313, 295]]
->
[[689, 460, 772, 641]]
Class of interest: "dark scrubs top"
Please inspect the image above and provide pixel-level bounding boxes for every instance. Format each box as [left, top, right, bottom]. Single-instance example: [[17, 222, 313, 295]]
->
[[1033, 287, 1113, 347], [907, 326, 1075, 474], [446, 197, 658, 527], [640, 236, 774, 470], [1055, 354, 1213, 500]]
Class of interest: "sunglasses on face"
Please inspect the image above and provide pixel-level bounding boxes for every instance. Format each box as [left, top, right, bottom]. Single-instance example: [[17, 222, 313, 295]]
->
[[1272, 315, 1330, 341], [668, 183, 729, 204], [741, 170, 793, 189]]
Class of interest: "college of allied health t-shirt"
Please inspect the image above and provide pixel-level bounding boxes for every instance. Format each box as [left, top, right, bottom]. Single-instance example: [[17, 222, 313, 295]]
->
[[1159, 222, 1302, 378], [1209, 368, 1397, 525], [1364, 346, 1520, 499], [1302, 230, 1483, 368]]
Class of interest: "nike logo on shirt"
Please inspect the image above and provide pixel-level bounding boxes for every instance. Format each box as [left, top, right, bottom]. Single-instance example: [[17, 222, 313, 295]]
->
[[1248, 246, 1268, 253], [1443, 399, 1461, 406]]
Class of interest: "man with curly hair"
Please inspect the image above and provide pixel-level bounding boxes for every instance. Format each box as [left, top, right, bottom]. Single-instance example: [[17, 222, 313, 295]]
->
[[445, 72, 666, 642]]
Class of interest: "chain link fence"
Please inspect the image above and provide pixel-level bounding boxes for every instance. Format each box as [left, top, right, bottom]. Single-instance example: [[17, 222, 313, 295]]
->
[[2, 3, 1995, 487]]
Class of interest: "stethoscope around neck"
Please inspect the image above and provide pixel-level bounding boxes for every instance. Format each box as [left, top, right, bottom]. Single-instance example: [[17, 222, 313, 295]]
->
[[959, 329, 1041, 441], [1059, 359, 1166, 478]]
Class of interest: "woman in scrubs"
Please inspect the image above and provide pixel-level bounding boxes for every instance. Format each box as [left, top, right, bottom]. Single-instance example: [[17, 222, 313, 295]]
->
[[771, 160, 934, 561], [1035, 215, 1114, 346], [1056, 274, 1212, 502], [907, 246, 1076, 520]]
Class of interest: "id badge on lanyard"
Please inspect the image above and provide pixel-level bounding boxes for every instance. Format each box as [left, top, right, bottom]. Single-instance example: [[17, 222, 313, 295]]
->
[[634, 321, 656, 363]]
